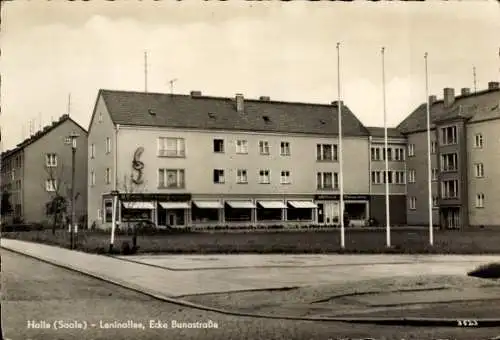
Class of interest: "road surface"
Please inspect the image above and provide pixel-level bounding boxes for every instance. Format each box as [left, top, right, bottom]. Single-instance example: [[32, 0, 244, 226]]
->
[[2, 249, 499, 340]]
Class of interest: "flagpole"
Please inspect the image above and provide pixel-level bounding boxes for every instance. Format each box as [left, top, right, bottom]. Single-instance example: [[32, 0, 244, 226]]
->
[[425, 52, 434, 246], [337, 42, 345, 249], [382, 47, 391, 248]]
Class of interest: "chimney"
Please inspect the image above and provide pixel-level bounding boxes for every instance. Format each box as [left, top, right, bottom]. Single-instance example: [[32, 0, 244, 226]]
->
[[259, 96, 270, 101], [443, 88, 455, 107], [235, 93, 244, 112], [428, 95, 437, 105], [488, 81, 499, 90], [461, 88, 470, 96], [190, 91, 202, 98]]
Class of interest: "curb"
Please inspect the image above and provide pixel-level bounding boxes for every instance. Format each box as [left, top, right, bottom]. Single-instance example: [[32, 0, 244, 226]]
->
[[3, 245, 500, 328]]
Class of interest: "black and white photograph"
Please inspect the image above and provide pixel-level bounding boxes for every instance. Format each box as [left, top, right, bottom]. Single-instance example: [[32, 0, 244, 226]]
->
[[1, 1, 500, 339]]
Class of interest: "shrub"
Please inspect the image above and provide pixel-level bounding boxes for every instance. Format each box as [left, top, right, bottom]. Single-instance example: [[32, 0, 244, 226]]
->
[[468, 263, 500, 279]]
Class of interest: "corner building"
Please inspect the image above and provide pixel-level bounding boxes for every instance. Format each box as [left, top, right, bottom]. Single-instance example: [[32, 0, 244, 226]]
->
[[87, 89, 378, 229]]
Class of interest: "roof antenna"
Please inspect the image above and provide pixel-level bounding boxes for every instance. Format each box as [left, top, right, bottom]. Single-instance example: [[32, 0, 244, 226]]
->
[[38, 112, 42, 131], [473, 66, 477, 93], [144, 51, 148, 93], [67, 93, 71, 115], [168, 78, 178, 95]]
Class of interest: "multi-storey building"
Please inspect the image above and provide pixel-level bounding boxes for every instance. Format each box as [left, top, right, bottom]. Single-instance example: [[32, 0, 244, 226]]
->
[[366, 127, 407, 226], [398, 81, 500, 228], [88, 89, 413, 229], [0, 114, 88, 225]]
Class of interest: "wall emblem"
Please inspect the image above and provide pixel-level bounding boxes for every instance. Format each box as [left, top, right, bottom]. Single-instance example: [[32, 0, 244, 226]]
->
[[131, 147, 145, 185]]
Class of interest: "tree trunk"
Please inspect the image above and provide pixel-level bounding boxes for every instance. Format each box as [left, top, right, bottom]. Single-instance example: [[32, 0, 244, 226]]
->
[[52, 213, 57, 235]]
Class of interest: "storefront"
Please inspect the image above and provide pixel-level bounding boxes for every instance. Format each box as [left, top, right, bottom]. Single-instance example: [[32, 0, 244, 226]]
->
[[315, 194, 369, 226], [256, 200, 286, 222], [224, 200, 255, 223], [191, 200, 223, 224], [286, 200, 316, 222]]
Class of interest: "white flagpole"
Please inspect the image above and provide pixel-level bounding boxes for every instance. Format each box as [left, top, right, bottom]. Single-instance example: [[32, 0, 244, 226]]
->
[[337, 42, 345, 249], [425, 52, 434, 246], [382, 47, 391, 248]]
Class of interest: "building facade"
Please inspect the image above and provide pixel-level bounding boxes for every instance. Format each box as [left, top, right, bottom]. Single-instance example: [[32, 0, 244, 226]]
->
[[1, 115, 88, 225], [87, 89, 413, 230], [398, 81, 500, 228]]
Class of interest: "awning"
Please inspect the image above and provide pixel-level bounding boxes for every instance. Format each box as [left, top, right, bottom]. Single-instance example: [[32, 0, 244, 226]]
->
[[225, 201, 256, 209], [257, 201, 287, 209], [122, 201, 155, 209], [193, 201, 223, 209], [288, 201, 318, 209], [159, 202, 190, 209]]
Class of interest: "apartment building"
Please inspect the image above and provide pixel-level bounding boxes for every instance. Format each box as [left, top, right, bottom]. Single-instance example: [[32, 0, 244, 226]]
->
[[87, 89, 386, 229], [366, 127, 407, 226], [398, 81, 500, 228], [0, 114, 88, 224]]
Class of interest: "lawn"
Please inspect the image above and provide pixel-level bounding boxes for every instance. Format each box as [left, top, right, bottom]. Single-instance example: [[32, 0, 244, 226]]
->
[[3, 227, 500, 255]]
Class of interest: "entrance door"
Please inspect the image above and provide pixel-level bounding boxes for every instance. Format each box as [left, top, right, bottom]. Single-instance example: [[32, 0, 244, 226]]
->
[[317, 203, 324, 224], [168, 212, 176, 226], [444, 208, 460, 229]]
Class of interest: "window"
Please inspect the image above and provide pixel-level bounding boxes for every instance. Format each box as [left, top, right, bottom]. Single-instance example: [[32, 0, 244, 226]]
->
[[432, 168, 438, 181], [383, 148, 393, 161], [280, 142, 291, 156], [409, 197, 416, 210], [441, 153, 458, 172], [237, 169, 248, 183], [317, 172, 338, 190], [45, 153, 57, 167], [371, 171, 382, 184], [213, 139, 224, 153], [371, 147, 381, 161], [98, 112, 103, 123], [158, 169, 185, 188], [213, 169, 225, 184], [393, 148, 405, 161], [105, 168, 111, 184], [431, 141, 437, 154], [280, 170, 291, 184], [90, 143, 95, 159], [475, 193, 485, 208], [407, 169, 416, 183], [474, 163, 484, 178], [440, 126, 458, 145], [11, 169, 15, 180], [433, 196, 439, 209], [316, 144, 338, 161], [104, 199, 113, 223], [407, 144, 415, 157], [259, 170, 270, 184], [105, 137, 111, 154], [158, 137, 186, 157], [45, 179, 57, 192], [235, 140, 248, 154], [441, 180, 459, 198], [259, 141, 270, 155], [394, 171, 406, 184], [474, 134, 483, 148], [90, 170, 95, 186], [382, 170, 394, 184]]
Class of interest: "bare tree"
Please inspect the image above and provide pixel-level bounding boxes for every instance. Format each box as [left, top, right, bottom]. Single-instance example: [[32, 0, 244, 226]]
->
[[44, 161, 79, 234]]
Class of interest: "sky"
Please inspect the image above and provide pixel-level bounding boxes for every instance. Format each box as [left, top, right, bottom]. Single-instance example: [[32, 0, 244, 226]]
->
[[1, 1, 499, 150]]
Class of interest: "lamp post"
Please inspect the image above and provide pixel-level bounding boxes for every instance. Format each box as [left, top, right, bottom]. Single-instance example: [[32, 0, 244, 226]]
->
[[66, 133, 79, 250], [109, 189, 119, 253]]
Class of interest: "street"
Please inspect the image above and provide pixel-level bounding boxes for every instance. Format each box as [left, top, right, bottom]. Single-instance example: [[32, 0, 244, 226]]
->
[[2, 249, 500, 340]]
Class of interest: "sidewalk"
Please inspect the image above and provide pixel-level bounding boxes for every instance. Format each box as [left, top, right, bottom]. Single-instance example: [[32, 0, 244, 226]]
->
[[0, 239, 259, 296]]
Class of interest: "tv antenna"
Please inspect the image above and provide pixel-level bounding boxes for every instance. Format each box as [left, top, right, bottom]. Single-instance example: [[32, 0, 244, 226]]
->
[[168, 78, 178, 95], [473, 66, 477, 93]]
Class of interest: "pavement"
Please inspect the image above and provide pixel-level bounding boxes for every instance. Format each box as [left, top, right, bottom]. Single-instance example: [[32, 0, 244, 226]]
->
[[2, 238, 500, 324], [6, 250, 500, 340]]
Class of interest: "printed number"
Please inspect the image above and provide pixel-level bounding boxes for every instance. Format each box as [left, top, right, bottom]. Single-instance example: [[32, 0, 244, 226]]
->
[[457, 319, 478, 327]]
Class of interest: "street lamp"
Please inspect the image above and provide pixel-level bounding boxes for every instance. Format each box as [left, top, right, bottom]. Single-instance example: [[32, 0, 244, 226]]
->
[[66, 132, 79, 249], [109, 189, 119, 253]]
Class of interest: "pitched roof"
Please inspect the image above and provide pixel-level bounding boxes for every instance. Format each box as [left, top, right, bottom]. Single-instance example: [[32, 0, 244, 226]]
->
[[397, 87, 500, 134], [1, 114, 87, 159], [99, 89, 370, 137], [366, 126, 404, 138]]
